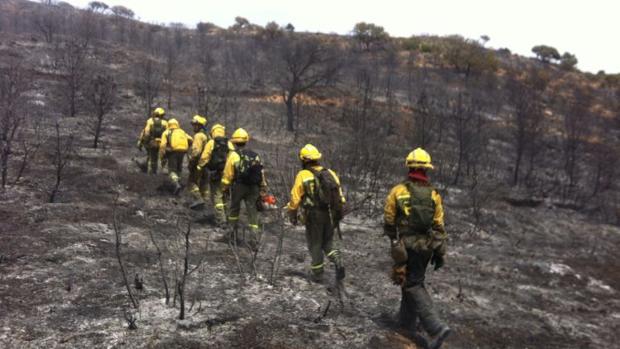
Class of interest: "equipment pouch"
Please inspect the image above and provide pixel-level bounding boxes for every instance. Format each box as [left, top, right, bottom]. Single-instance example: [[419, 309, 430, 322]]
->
[[391, 239, 408, 264]]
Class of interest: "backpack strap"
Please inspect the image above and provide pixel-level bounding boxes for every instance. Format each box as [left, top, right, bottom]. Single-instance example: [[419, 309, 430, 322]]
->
[[167, 128, 177, 151], [198, 130, 208, 155]]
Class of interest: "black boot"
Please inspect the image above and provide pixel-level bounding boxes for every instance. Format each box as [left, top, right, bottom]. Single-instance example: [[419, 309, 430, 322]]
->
[[310, 270, 324, 283], [190, 199, 205, 210], [399, 289, 430, 349], [429, 326, 451, 349], [336, 265, 346, 281], [407, 285, 446, 337], [173, 182, 183, 195]]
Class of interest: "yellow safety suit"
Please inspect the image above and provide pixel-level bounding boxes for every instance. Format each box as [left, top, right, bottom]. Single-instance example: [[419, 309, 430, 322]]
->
[[286, 165, 345, 278]]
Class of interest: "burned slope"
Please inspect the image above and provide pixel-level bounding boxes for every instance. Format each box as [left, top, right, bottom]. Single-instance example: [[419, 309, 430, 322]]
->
[[0, 3, 619, 348], [1, 103, 619, 349]]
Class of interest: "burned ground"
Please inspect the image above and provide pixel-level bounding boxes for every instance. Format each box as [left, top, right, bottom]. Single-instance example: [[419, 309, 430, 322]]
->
[[1, 122, 619, 348], [1, 2, 619, 347]]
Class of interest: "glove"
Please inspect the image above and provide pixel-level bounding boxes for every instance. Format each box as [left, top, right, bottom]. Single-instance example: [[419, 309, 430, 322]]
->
[[259, 186, 268, 197], [391, 264, 407, 286], [196, 165, 202, 172], [431, 254, 444, 271], [287, 209, 298, 226]]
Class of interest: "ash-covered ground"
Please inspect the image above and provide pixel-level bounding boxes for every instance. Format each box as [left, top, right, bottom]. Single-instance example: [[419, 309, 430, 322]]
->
[[1, 128, 619, 349]]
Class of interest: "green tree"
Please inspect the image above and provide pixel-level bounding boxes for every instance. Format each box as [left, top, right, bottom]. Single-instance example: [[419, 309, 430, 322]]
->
[[230, 16, 250, 31], [531, 45, 560, 63], [110, 5, 134, 18], [443, 35, 498, 80], [262, 21, 282, 40], [196, 22, 216, 34], [559, 52, 578, 70], [88, 1, 108, 12], [480, 35, 490, 46], [352, 22, 389, 50], [402, 36, 421, 51]]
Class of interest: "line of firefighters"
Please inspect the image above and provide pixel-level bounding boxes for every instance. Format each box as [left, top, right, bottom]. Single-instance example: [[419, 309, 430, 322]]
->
[[137, 107, 451, 348]]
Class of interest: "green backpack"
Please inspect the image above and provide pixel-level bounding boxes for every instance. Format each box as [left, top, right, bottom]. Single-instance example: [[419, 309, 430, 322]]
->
[[309, 168, 345, 222], [150, 118, 165, 139], [404, 181, 436, 234]]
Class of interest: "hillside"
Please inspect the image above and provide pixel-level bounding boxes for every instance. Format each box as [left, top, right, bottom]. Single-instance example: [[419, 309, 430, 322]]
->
[[0, 1, 619, 348]]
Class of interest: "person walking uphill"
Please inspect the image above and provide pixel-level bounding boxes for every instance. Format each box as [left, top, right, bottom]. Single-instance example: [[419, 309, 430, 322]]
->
[[159, 118, 192, 195], [137, 107, 167, 174], [196, 124, 235, 224], [286, 144, 346, 283], [187, 115, 210, 208], [221, 128, 267, 248], [384, 147, 451, 349]]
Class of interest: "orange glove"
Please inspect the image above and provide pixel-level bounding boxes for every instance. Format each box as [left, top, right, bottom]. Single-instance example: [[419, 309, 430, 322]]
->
[[391, 264, 407, 286]]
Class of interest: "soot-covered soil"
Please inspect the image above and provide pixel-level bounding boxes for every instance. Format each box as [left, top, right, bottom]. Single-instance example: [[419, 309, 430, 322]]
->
[[1, 119, 619, 349]]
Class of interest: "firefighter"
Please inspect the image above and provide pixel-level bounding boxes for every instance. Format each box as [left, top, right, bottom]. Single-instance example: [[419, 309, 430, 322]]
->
[[196, 124, 235, 224], [187, 115, 210, 208], [137, 107, 167, 174], [286, 144, 346, 283], [384, 147, 451, 349], [158, 118, 192, 195], [221, 128, 266, 249]]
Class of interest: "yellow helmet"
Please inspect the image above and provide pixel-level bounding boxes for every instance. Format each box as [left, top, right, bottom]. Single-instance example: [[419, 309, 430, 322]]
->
[[191, 115, 207, 126], [210, 124, 225, 138], [299, 144, 322, 162], [231, 128, 249, 144], [406, 147, 434, 169], [152, 107, 165, 118], [167, 118, 179, 129]]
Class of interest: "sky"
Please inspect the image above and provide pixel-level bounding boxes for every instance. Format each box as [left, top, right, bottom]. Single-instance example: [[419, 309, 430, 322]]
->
[[63, 0, 620, 73]]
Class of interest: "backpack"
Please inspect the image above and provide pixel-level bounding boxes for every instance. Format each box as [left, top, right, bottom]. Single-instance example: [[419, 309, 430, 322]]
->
[[207, 137, 229, 173], [403, 181, 436, 234], [165, 128, 177, 151], [150, 118, 165, 139], [309, 168, 345, 221], [236, 149, 263, 185]]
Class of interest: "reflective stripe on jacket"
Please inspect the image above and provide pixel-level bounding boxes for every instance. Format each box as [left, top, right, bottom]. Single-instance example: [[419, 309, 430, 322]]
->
[[189, 131, 210, 161], [286, 165, 345, 211], [197, 139, 235, 169], [139, 117, 168, 144], [384, 181, 444, 231], [221, 150, 267, 187]]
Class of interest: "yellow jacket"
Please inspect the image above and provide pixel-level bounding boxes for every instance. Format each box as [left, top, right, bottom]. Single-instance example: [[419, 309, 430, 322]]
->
[[384, 181, 444, 234], [159, 126, 192, 159], [189, 131, 210, 162], [221, 150, 267, 187], [197, 138, 235, 169], [139, 117, 168, 145], [286, 165, 345, 211]]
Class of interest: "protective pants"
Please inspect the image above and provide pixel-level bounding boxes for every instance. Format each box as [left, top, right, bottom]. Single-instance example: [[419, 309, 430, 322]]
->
[[166, 151, 185, 185], [210, 178, 227, 224], [146, 147, 159, 174], [400, 248, 446, 336], [305, 208, 342, 277], [188, 164, 209, 202], [228, 183, 260, 235]]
